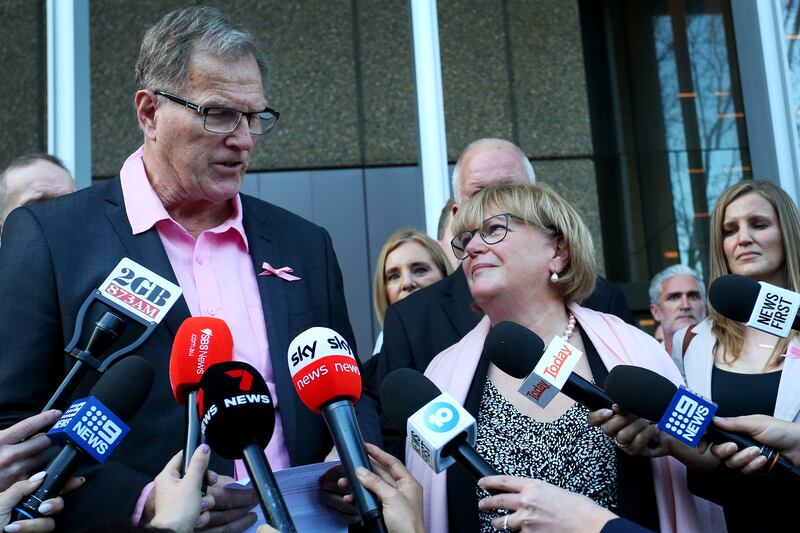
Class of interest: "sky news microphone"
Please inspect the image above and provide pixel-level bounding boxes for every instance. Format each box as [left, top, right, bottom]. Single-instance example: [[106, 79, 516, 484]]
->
[[605, 365, 800, 480], [13, 355, 154, 521], [287, 327, 384, 526], [485, 321, 614, 411], [380, 368, 498, 480], [709, 274, 800, 337], [170, 317, 233, 476], [198, 361, 296, 533]]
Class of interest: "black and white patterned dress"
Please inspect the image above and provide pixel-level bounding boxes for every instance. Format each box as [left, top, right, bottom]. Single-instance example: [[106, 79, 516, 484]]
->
[[475, 377, 618, 532]]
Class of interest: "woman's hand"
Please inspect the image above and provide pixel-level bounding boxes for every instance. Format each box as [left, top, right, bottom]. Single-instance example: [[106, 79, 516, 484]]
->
[[0, 471, 84, 532], [588, 405, 670, 457], [709, 414, 800, 473], [148, 445, 215, 533]]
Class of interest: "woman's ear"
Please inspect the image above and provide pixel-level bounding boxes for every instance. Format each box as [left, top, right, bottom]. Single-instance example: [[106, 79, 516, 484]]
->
[[550, 234, 570, 273]]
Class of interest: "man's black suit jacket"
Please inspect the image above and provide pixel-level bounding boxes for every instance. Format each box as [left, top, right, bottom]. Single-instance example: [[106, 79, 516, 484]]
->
[[0, 178, 379, 529]]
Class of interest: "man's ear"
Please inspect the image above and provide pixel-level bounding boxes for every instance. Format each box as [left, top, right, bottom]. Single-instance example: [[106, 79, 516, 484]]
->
[[650, 303, 664, 322], [451, 202, 460, 219], [135, 90, 159, 140]]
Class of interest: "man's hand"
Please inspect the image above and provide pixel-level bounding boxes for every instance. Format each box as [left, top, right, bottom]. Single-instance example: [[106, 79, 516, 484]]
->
[[0, 411, 62, 492], [199, 471, 258, 533], [317, 464, 360, 524]]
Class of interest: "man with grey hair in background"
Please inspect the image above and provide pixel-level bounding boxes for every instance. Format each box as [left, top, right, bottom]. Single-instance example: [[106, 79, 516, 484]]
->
[[648, 264, 706, 355], [0, 154, 76, 243], [0, 7, 377, 531]]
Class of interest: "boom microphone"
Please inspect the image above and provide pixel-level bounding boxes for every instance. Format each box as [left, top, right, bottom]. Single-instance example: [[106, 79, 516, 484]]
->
[[380, 368, 498, 480], [287, 327, 384, 527], [606, 365, 800, 480], [709, 274, 800, 337], [198, 361, 296, 533], [170, 317, 233, 475], [14, 355, 155, 520]]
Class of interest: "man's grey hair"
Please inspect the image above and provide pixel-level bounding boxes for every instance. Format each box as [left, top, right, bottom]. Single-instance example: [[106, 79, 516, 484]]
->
[[135, 6, 268, 92], [451, 138, 536, 202], [649, 264, 706, 306], [0, 153, 68, 210]]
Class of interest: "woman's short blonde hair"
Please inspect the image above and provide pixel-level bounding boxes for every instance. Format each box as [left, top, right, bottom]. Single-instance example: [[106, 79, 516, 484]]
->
[[452, 183, 597, 303], [373, 228, 453, 327]]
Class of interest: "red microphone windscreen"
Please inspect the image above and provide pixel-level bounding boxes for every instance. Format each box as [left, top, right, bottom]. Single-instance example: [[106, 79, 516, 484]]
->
[[287, 327, 361, 413], [169, 317, 234, 404]]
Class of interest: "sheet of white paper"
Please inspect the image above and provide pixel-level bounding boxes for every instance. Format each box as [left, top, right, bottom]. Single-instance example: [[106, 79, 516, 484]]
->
[[228, 461, 348, 533]]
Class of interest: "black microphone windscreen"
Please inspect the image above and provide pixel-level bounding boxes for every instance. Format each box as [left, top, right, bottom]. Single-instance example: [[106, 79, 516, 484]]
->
[[198, 361, 275, 459], [604, 365, 677, 421], [380, 368, 440, 431], [90, 355, 154, 421], [484, 321, 546, 379], [708, 274, 761, 322]]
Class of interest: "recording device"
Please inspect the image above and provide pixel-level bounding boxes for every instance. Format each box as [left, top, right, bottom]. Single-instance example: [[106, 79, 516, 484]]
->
[[198, 361, 296, 533], [44, 258, 182, 411], [606, 365, 800, 480], [14, 355, 155, 520], [169, 317, 233, 475], [709, 274, 800, 337], [485, 321, 614, 410], [380, 368, 498, 480], [287, 327, 384, 526]]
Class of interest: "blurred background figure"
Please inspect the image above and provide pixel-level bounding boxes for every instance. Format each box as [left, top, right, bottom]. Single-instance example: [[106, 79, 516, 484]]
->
[[0, 154, 76, 242], [436, 198, 459, 269], [648, 264, 706, 355], [373, 228, 452, 353]]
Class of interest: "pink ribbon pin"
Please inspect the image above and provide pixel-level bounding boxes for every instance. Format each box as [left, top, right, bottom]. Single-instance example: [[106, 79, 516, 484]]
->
[[259, 262, 301, 281], [786, 346, 800, 359]]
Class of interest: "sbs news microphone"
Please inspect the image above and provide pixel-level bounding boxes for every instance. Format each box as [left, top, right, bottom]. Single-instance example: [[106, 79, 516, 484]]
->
[[170, 317, 233, 476], [485, 321, 614, 411], [287, 327, 384, 526], [709, 274, 800, 337], [13, 355, 155, 520], [605, 365, 800, 480], [198, 361, 296, 533], [380, 368, 498, 480]]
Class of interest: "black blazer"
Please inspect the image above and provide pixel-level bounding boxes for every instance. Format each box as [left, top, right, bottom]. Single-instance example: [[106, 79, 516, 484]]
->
[[0, 178, 379, 529]]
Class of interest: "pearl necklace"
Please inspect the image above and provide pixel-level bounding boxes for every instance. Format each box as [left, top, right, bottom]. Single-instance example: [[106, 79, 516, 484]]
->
[[563, 312, 576, 341]]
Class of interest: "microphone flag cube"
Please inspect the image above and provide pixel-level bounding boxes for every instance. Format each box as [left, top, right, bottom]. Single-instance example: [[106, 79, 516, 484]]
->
[[407, 392, 476, 473], [657, 387, 717, 448], [518, 336, 583, 408], [47, 396, 129, 462], [746, 281, 800, 338]]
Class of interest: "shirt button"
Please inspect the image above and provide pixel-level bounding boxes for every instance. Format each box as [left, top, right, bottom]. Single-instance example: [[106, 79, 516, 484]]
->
[[196, 256, 204, 265], [208, 307, 217, 316]]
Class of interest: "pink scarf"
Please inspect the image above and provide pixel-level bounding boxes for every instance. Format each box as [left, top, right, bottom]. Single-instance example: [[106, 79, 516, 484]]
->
[[406, 304, 726, 533]]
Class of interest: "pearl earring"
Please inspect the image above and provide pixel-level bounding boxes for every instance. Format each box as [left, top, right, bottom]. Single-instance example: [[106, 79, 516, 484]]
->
[[550, 271, 559, 283]]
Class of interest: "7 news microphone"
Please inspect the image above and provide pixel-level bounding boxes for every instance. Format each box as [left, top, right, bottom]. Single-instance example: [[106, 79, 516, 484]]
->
[[605, 364, 800, 480], [13, 355, 155, 521], [380, 368, 498, 480], [287, 327, 385, 530], [197, 361, 296, 533], [169, 317, 233, 476]]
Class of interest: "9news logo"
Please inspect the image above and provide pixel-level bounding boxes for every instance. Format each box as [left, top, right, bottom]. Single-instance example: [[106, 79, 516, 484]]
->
[[48, 396, 129, 462], [423, 402, 459, 433]]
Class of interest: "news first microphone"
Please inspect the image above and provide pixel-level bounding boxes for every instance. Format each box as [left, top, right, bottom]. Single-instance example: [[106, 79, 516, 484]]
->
[[13, 355, 155, 521], [170, 317, 234, 476], [287, 327, 385, 528], [197, 361, 297, 533], [605, 365, 800, 480], [709, 274, 800, 337], [485, 321, 614, 411], [380, 368, 498, 480]]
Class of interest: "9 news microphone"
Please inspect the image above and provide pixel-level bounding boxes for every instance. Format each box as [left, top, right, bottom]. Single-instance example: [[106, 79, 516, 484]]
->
[[287, 327, 384, 527], [605, 365, 800, 480], [380, 368, 498, 479], [709, 274, 800, 337], [170, 317, 233, 476], [485, 321, 614, 411], [198, 361, 296, 533], [14, 355, 155, 520]]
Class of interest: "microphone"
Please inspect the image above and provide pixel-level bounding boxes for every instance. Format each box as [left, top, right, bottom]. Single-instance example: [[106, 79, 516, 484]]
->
[[485, 321, 614, 411], [197, 361, 296, 533], [169, 317, 233, 476], [605, 365, 800, 480], [287, 327, 384, 526], [709, 274, 800, 337], [380, 368, 498, 480], [14, 355, 155, 520]]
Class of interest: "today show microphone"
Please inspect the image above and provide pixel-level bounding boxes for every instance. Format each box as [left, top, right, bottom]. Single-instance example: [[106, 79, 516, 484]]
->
[[605, 364, 800, 481], [287, 327, 384, 527], [170, 317, 233, 476], [13, 355, 155, 521], [197, 361, 296, 533], [485, 321, 614, 411], [380, 368, 498, 480], [709, 274, 800, 337]]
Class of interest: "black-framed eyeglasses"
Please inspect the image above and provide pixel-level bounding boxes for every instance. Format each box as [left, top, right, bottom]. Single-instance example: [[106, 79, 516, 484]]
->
[[154, 90, 280, 135], [450, 213, 528, 260]]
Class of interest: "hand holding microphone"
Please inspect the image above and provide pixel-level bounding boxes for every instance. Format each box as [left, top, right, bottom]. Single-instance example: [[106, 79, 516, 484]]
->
[[0, 411, 63, 492], [709, 414, 800, 474]]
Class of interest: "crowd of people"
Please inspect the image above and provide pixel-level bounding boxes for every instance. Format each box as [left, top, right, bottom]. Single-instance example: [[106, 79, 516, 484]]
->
[[0, 5, 798, 533]]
